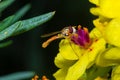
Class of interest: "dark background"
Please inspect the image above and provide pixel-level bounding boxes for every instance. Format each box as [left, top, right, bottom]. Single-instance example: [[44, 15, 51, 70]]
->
[[0, 0, 94, 79]]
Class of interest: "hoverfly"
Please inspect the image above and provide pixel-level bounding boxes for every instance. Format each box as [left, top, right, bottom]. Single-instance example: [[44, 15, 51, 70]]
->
[[41, 26, 77, 48], [41, 25, 90, 48]]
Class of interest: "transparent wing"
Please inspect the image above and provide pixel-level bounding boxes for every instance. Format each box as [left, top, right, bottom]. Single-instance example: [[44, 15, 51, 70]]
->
[[41, 31, 61, 38]]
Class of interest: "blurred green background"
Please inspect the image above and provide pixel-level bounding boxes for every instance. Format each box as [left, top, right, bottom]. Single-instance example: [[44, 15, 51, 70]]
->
[[0, 0, 94, 79]]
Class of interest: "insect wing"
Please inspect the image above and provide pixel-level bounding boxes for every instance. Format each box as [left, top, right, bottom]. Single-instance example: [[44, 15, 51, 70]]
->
[[41, 31, 61, 38]]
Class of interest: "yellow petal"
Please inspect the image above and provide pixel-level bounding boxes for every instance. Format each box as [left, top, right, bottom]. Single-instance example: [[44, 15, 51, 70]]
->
[[89, 28, 102, 39], [96, 56, 118, 67], [104, 47, 120, 60], [65, 58, 89, 80], [99, 0, 120, 18], [53, 68, 68, 80], [95, 76, 107, 80], [93, 18, 120, 47], [86, 38, 106, 68], [96, 47, 120, 67], [93, 18, 107, 34], [65, 38, 106, 80], [111, 65, 120, 80], [90, 7, 101, 16], [59, 39, 83, 60], [104, 18, 120, 47], [90, 0, 120, 18], [96, 48, 120, 67], [54, 53, 76, 68], [89, 0, 99, 6]]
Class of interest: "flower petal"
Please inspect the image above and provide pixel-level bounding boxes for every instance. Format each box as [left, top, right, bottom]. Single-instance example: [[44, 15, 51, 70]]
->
[[86, 38, 106, 68], [90, 7, 101, 16], [104, 18, 120, 47], [54, 53, 76, 68], [89, 0, 99, 6], [93, 18, 120, 47], [65, 59, 89, 80], [100, 0, 120, 18], [111, 65, 120, 80], [89, 28, 102, 39], [104, 47, 120, 60], [96, 47, 120, 67], [53, 68, 68, 80], [90, 0, 120, 18], [65, 38, 106, 80], [59, 39, 83, 60], [93, 18, 106, 34]]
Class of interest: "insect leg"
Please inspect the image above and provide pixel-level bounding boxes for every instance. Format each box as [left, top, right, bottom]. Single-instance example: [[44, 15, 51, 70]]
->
[[42, 34, 62, 48]]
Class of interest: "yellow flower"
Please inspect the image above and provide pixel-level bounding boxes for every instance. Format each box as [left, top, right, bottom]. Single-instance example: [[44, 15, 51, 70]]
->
[[88, 0, 120, 80], [53, 28, 106, 80], [111, 65, 120, 80], [89, 0, 120, 66], [94, 76, 107, 80], [95, 47, 120, 67], [95, 44, 120, 80], [53, 53, 76, 80], [89, 0, 120, 18], [93, 18, 120, 47]]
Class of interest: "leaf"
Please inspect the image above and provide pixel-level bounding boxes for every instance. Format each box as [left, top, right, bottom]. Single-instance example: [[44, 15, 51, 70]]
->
[[0, 4, 30, 32], [13, 11, 55, 35], [0, 11, 55, 41], [12, 4, 31, 23], [0, 40, 13, 48], [0, 0, 15, 13], [0, 15, 14, 32], [0, 21, 21, 41], [0, 71, 35, 80]]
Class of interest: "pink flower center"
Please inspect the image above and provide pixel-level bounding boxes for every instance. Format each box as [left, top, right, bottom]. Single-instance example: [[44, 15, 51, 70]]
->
[[71, 27, 91, 48]]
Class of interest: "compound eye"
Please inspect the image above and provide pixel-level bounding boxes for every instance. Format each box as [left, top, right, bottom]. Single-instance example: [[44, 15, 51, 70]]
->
[[62, 28, 70, 36]]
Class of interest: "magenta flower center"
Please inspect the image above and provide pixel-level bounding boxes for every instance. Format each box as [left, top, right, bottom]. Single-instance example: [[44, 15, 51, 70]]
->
[[71, 27, 91, 48]]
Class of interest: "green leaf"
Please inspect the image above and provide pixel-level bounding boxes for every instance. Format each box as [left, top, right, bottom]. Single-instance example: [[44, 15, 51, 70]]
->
[[0, 21, 20, 41], [0, 40, 13, 48], [0, 11, 55, 41], [0, 0, 15, 13], [13, 11, 55, 35], [0, 15, 14, 31], [0, 71, 35, 80], [12, 4, 31, 23], [0, 4, 30, 32]]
